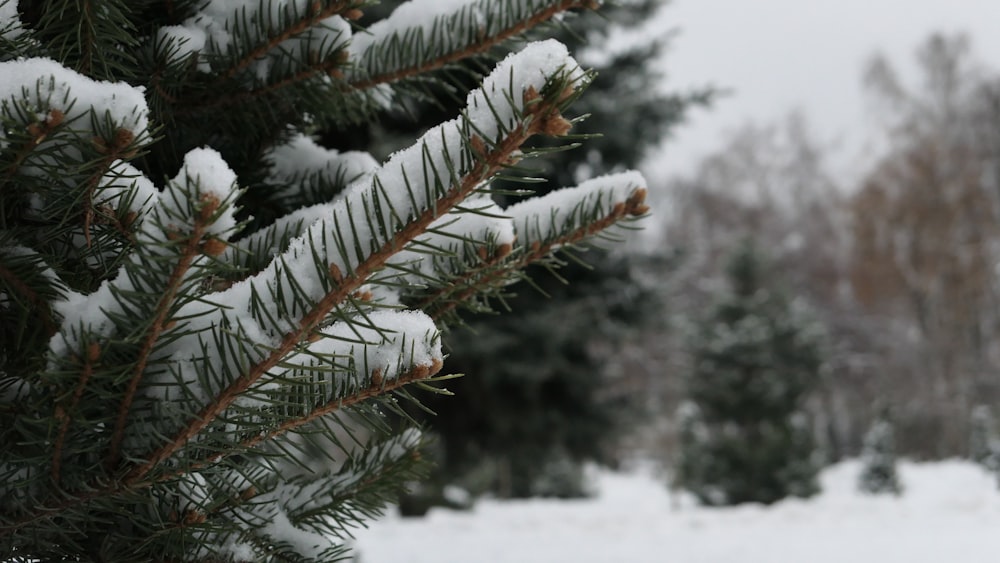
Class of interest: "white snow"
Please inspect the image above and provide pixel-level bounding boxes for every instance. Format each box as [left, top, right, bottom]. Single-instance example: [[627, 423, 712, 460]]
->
[[351, 459, 1000, 563], [0, 0, 24, 41], [200, 40, 583, 346], [97, 160, 158, 216], [349, 0, 481, 58], [0, 58, 150, 147], [265, 133, 377, 188], [506, 171, 647, 249], [348, 0, 587, 94], [259, 309, 442, 389], [465, 39, 586, 143], [157, 0, 351, 78]]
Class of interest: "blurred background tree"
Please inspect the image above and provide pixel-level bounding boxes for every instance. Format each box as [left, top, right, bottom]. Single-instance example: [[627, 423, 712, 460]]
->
[[848, 33, 1000, 458], [651, 31, 1000, 490], [858, 409, 903, 495], [675, 241, 823, 505]]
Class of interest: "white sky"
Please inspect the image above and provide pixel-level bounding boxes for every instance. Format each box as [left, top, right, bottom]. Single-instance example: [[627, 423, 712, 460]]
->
[[642, 0, 1000, 184]]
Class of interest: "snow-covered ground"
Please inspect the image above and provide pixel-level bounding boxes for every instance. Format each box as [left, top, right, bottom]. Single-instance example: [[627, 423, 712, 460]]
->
[[350, 460, 1000, 562]]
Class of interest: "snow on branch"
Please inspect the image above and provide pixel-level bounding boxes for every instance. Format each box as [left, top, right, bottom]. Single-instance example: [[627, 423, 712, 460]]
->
[[0, 57, 150, 149], [40, 148, 242, 477], [349, 0, 596, 89], [129, 39, 585, 481], [265, 133, 378, 189], [416, 172, 649, 322], [0, 0, 24, 41], [49, 148, 240, 399], [193, 39, 583, 341], [252, 310, 442, 416], [156, 0, 354, 81], [506, 170, 649, 251]]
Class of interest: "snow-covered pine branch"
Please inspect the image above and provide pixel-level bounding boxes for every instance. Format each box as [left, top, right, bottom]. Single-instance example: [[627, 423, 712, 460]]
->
[[156, 0, 356, 82], [349, 0, 599, 90], [417, 171, 649, 321], [0, 1, 652, 559], [128, 39, 589, 474]]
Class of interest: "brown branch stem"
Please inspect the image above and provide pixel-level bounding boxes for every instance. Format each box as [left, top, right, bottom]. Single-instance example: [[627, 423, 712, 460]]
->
[[220, 1, 352, 81], [104, 220, 211, 472], [428, 189, 649, 321], [82, 136, 136, 247], [0, 258, 57, 337], [52, 343, 100, 485], [153, 358, 444, 484]]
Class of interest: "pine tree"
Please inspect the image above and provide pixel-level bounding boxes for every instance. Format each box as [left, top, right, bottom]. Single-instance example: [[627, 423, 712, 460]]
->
[[0, 1, 652, 560], [969, 405, 997, 468], [858, 412, 902, 495], [677, 241, 823, 506]]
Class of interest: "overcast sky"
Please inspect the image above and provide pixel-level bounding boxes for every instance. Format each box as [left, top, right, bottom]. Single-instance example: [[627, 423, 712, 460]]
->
[[640, 0, 1000, 184]]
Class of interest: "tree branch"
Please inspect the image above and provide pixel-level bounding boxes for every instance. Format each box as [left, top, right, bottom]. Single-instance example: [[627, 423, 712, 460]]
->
[[155, 358, 443, 483], [0, 110, 65, 199], [51, 342, 100, 486], [126, 99, 564, 485], [219, 1, 353, 81], [427, 188, 648, 321], [0, 256, 58, 337], [104, 203, 215, 472], [349, 0, 593, 90]]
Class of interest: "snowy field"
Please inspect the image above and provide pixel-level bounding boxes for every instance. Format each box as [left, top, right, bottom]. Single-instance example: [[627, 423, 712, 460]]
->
[[350, 460, 1000, 563]]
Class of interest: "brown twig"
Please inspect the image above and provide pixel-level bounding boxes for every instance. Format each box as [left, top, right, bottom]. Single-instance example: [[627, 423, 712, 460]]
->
[[52, 343, 101, 485], [220, 1, 352, 81], [0, 258, 58, 337], [153, 358, 444, 483], [103, 197, 217, 472], [428, 188, 649, 321], [83, 128, 138, 247]]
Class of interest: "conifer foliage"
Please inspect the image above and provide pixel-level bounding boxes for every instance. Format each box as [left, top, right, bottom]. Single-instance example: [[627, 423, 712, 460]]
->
[[341, 0, 708, 505], [677, 241, 823, 506], [969, 405, 997, 469], [0, 1, 650, 559], [858, 411, 902, 495]]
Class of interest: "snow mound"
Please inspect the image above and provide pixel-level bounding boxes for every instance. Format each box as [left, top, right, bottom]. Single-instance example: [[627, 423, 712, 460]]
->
[[351, 459, 1000, 563]]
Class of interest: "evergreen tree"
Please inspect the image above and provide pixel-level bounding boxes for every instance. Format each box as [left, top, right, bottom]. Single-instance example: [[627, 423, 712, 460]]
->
[[858, 412, 902, 495], [0, 1, 652, 560], [969, 405, 997, 468], [677, 241, 823, 506], [673, 401, 708, 495]]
